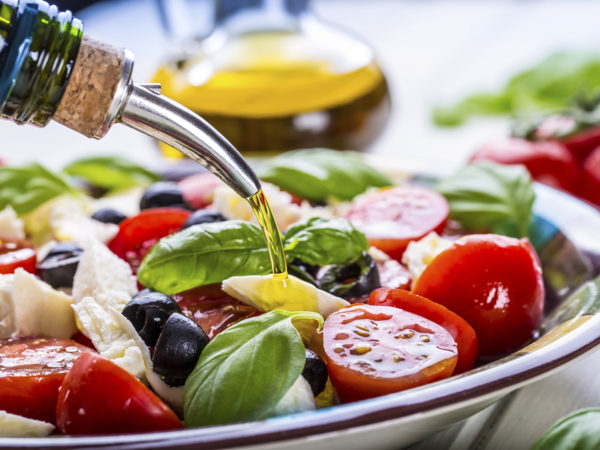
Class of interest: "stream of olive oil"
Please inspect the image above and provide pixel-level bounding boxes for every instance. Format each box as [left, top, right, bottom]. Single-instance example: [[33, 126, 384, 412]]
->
[[248, 189, 288, 279]]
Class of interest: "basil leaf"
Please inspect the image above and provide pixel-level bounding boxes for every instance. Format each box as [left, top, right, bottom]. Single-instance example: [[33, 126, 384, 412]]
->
[[436, 162, 535, 238], [0, 163, 76, 215], [137, 220, 272, 295], [184, 310, 323, 426], [532, 408, 600, 450], [258, 149, 392, 202], [64, 156, 160, 190], [284, 217, 368, 266]]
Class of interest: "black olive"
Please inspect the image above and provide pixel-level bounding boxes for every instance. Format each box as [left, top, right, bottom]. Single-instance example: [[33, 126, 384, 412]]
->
[[317, 252, 380, 299], [91, 207, 127, 224], [37, 243, 83, 288], [181, 210, 226, 229], [152, 313, 209, 386], [121, 292, 181, 347], [302, 349, 328, 396], [288, 258, 320, 286], [140, 182, 190, 210]]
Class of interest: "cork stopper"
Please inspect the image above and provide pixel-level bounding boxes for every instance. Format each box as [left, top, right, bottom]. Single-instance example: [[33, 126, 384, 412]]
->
[[53, 36, 129, 138]]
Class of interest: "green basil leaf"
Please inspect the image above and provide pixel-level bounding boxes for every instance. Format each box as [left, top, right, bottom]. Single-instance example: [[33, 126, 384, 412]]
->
[[183, 310, 323, 426], [284, 217, 368, 266], [532, 408, 600, 450], [137, 220, 272, 295], [0, 163, 76, 215], [64, 156, 160, 190], [258, 149, 392, 202], [436, 162, 535, 238]]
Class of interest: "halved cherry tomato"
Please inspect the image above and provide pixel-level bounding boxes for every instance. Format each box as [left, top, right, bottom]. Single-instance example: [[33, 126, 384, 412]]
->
[[56, 352, 182, 435], [345, 186, 449, 261], [0, 238, 36, 274], [369, 289, 478, 374], [178, 172, 224, 209], [323, 304, 457, 403], [174, 284, 260, 339], [412, 234, 544, 357], [470, 138, 579, 193], [0, 337, 91, 424], [107, 208, 191, 273], [579, 145, 600, 207]]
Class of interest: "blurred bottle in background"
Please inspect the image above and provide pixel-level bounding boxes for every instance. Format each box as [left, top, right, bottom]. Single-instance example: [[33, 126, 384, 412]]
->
[[153, 0, 391, 157]]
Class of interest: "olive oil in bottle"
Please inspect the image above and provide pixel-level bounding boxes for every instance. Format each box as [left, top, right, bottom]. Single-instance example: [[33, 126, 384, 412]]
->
[[153, 0, 391, 156]]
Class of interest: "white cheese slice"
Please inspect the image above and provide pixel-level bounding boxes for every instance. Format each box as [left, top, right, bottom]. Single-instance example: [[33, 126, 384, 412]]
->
[[0, 275, 15, 339], [402, 232, 452, 281], [269, 376, 316, 417], [0, 410, 54, 437], [72, 297, 147, 379], [0, 206, 24, 239], [72, 239, 137, 311], [12, 269, 77, 338]]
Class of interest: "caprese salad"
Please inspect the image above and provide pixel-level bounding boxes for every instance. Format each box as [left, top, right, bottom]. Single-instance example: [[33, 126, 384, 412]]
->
[[0, 149, 544, 436]]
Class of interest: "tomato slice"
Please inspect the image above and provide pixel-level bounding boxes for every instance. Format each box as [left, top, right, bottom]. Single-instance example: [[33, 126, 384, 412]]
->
[[174, 284, 261, 339], [345, 186, 449, 261], [369, 289, 478, 373], [178, 172, 224, 209], [107, 208, 191, 273], [56, 352, 182, 435], [0, 238, 36, 274], [412, 234, 544, 357], [323, 304, 457, 403], [0, 337, 91, 424], [579, 146, 600, 207]]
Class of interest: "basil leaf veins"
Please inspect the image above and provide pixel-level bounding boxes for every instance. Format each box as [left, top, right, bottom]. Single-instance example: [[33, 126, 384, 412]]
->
[[436, 162, 535, 238], [64, 156, 160, 190], [184, 310, 323, 426], [0, 163, 76, 215], [258, 148, 392, 202], [532, 408, 600, 450]]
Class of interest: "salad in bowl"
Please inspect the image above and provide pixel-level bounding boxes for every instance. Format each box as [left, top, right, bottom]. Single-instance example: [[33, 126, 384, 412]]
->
[[0, 148, 596, 445]]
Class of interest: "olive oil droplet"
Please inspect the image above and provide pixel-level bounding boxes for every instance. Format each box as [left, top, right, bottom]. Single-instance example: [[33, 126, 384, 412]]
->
[[248, 189, 288, 279]]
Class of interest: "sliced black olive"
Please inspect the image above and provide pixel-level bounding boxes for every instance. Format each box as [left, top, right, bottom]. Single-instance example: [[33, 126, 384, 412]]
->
[[140, 182, 190, 210], [121, 292, 181, 347], [317, 251, 380, 299], [302, 349, 328, 397], [152, 313, 210, 386], [181, 210, 226, 229], [91, 207, 127, 224], [288, 258, 320, 286], [37, 242, 83, 288]]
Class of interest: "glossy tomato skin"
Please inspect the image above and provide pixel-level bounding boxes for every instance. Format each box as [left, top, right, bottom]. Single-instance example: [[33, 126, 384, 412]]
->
[[562, 126, 600, 163], [56, 352, 182, 435], [0, 337, 91, 424], [345, 186, 449, 261], [174, 284, 260, 339], [108, 208, 191, 273], [178, 172, 224, 210], [412, 234, 544, 357], [470, 138, 579, 193], [579, 146, 600, 207], [323, 304, 457, 403], [0, 238, 36, 274], [369, 289, 478, 373]]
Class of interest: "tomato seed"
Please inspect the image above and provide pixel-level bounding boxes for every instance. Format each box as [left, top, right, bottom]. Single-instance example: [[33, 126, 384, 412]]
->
[[354, 330, 370, 337], [350, 346, 371, 355], [421, 336, 431, 343], [356, 324, 369, 332]]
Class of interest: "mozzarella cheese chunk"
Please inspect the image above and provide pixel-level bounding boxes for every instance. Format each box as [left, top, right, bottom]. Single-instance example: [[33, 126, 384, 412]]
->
[[269, 376, 315, 417], [72, 239, 137, 311], [72, 298, 147, 379], [222, 274, 348, 318], [402, 232, 452, 281], [91, 186, 143, 217], [0, 410, 54, 437], [0, 275, 15, 338], [0, 206, 24, 239], [11, 269, 77, 338]]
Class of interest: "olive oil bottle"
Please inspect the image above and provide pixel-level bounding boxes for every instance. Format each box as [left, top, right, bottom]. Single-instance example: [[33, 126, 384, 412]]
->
[[154, 0, 391, 156]]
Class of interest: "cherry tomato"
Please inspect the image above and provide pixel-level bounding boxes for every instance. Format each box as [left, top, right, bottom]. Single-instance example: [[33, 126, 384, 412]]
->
[[562, 126, 600, 164], [178, 172, 224, 209], [323, 304, 457, 403], [412, 234, 544, 356], [579, 146, 600, 207], [56, 352, 182, 435], [534, 115, 600, 163], [0, 337, 91, 424], [107, 208, 191, 273], [369, 289, 478, 373], [0, 238, 36, 274], [470, 138, 579, 193], [345, 186, 449, 261], [174, 284, 260, 339]]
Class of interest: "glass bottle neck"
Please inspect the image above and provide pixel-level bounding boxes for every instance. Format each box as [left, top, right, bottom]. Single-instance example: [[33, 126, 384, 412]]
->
[[215, 0, 309, 33]]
